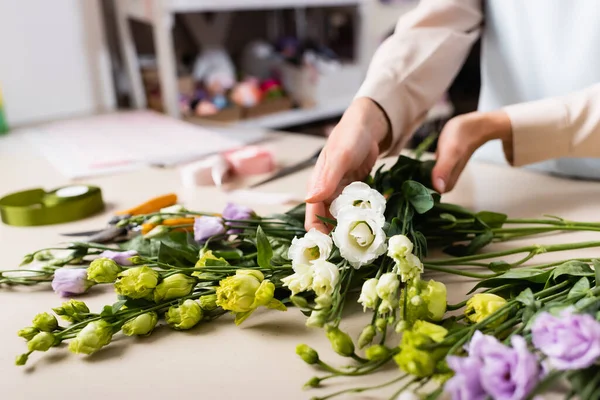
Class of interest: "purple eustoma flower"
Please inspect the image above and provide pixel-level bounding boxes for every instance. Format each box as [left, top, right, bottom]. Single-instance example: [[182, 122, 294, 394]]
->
[[51, 268, 94, 297], [222, 203, 255, 221], [193, 216, 226, 242], [222, 203, 255, 234], [532, 310, 600, 370], [99, 250, 138, 266], [471, 331, 539, 400], [446, 331, 540, 400], [445, 355, 486, 400]]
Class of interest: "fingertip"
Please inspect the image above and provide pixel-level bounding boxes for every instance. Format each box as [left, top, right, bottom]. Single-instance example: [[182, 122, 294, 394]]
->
[[434, 176, 446, 193]]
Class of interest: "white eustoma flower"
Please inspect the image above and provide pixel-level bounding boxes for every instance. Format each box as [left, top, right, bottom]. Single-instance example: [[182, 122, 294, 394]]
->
[[376, 272, 400, 300], [281, 264, 313, 296], [397, 253, 424, 283], [311, 260, 340, 297], [332, 208, 387, 268], [288, 228, 333, 270], [358, 278, 379, 311], [387, 235, 414, 260], [329, 182, 387, 218]]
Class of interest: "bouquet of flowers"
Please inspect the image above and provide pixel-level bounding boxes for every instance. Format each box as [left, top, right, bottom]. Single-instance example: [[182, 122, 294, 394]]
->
[[4, 155, 600, 400]]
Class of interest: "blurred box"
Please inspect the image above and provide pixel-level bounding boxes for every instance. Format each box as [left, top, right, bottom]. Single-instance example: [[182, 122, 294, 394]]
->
[[243, 97, 292, 119]]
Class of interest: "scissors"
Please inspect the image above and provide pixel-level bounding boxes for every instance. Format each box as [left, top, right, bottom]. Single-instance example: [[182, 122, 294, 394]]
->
[[61, 193, 178, 243], [249, 147, 322, 189]]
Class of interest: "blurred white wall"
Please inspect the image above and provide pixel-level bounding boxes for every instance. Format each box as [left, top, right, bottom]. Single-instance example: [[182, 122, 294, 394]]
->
[[0, 0, 115, 127]]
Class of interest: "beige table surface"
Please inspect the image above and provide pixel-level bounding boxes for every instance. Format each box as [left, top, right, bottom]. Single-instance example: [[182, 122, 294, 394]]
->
[[1, 128, 598, 400]]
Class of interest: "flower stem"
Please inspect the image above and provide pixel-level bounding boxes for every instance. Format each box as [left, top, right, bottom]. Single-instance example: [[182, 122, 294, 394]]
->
[[312, 374, 409, 400]]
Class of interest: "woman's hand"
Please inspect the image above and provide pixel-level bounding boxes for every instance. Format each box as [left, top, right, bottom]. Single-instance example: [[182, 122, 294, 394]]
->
[[304, 98, 390, 233], [432, 110, 513, 193]]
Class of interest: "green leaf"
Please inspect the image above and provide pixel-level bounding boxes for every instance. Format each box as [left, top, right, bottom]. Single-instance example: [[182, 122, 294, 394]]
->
[[212, 249, 243, 260], [466, 230, 494, 255], [158, 242, 196, 268], [552, 261, 594, 281], [316, 215, 337, 226], [100, 305, 114, 318], [120, 235, 154, 255], [488, 261, 511, 274], [111, 300, 127, 314], [269, 213, 305, 229], [439, 213, 457, 228], [515, 288, 535, 307], [568, 277, 591, 299], [265, 299, 287, 311], [469, 269, 552, 293], [234, 310, 254, 326], [256, 226, 273, 269], [402, 180, 439, 214], [475, 211, 508, 229], [593, 259, 600, 288], [574, 297, 599, 313], [204, 258, 230, 267], [435, 202, 474, 216], [413, 231, 428, 258], [387, 218, 403, 236]]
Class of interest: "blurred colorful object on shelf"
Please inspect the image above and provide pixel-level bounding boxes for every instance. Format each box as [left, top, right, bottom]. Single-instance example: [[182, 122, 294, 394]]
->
[[0, 85, 8, 134], [231, 79, 262, 108]]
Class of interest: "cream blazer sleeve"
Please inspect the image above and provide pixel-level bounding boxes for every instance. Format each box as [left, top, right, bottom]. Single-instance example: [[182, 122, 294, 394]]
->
[[355, 0, 483, 156], [505, 84, 600, 166]]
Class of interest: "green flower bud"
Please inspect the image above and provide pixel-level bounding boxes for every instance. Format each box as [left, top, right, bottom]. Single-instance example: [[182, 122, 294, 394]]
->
[[358, 325, 377, 349], [465, 293, 507, 327], [304, 377, 321, 389], [122, 312, 158, 336], [365, 344, 390, 361], [193, 250, 228, 276], [143, 225, 169, 239], [28, 332, 56, 352], [290, 295, 309, 309], [32, 312, 58, 332], [52, 300, 90, 323], [376, 318, 387, 333], [400, 279, 447, 325], [166, 299, 203, 330], [68, 320, 113, 355], [114, 266, 159, 299], [17, 327, 40, 341], [20, 254, 34, 266], [34, 250, 53, 261], [15, 353, 29, 366], [199, 294, 218, 311], [315, 294, 332, 308], [296, 344, 319, 365], [128, 255, 145, 265], [326, 325, 355, 357], [395, 320, 408, 333], [305, 310, 327, 328], [393, 327, 448, 378], [153, 273, 196, 303], [412, 320, 448, 343], [87, 258, 121, 284], [216, 270, 274, 313]]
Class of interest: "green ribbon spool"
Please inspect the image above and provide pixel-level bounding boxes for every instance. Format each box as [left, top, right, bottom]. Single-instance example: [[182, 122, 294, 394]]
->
[[0, 185, 104, 226]]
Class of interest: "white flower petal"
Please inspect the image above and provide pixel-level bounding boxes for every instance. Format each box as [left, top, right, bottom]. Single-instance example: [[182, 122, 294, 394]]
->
[[332, 208, 387, 268], [387, 235, 414, 260], [358, 278, 379, 311], [288, 228, 333, 270], [329, 182, 386, 218], [311, 260, 339, 297], [281, 264, 314, 296], [376, 272, 400, 300]]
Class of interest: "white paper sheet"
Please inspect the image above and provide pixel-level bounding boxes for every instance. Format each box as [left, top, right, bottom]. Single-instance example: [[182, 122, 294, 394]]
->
[[21, 111, 267, 179]]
